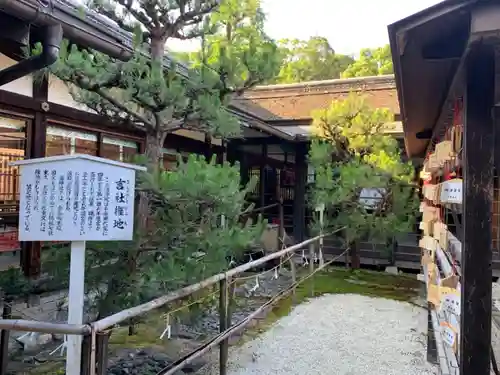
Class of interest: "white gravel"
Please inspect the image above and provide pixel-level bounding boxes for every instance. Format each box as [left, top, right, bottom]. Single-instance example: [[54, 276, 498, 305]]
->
[[223, 294, 438, 375]]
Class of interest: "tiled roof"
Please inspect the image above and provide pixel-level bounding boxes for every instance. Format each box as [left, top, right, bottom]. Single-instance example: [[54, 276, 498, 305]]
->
[[233, 75, 399, 121]]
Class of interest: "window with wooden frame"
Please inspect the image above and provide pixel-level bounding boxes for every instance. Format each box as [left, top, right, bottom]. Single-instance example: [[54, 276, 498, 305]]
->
[[46, 126, 98, 156], [0, 116, 27, 205], [101, 136, 139, 162], [0, 114, 30, 252]]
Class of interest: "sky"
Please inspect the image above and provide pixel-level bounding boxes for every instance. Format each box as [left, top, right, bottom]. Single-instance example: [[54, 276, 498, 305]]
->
[[168, 0, 443, 55]]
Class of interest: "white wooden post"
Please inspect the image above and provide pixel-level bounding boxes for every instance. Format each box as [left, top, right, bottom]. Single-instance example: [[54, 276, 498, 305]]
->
[[66, 240, 86, 375], [11, 154, 146, 375]]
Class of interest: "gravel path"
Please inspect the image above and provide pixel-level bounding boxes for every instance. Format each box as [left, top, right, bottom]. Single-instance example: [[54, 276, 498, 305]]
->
[[222, 294, 438, 375]]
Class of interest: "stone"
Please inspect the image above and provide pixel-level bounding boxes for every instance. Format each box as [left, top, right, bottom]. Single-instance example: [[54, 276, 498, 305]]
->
[[182, 358, 206, 373], [152, 353, 171, 362], [385, 266, 399, 275]]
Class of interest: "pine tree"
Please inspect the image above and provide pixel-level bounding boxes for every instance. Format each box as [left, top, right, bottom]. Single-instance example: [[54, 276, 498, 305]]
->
[[43, 155, 266, 319], [34, 0, 277, 322], [34, 0, 279, 164], [308, 94, 418, 267]]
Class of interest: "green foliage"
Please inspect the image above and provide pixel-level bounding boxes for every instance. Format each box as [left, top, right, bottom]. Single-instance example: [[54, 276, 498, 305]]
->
[[342, 45, 393, 78], [44, 155, 266, 317], [31, 0, 279, 163], [29, 0, 276, 322], [270, 37, 354, 84], [0, 267, 31, 299], [181, 0, 281, 93], [308, 94, 417, 244]]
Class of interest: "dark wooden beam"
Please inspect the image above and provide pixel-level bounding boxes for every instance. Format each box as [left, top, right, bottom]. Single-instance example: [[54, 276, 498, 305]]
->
[[204, 133, 212, 161], [20, 74, 49, 278], [230, 136, 293, 146], [0, 89, 144, 138], [244, 152, 292, 169], [226, 141, 238, 166], [240, 152, 249, 188], [293, 143, 308, 242], [267, 119, 312, 127], [259, 144, 268, 208], [164, 133, 223, 156], [460, 41, 495, 375]]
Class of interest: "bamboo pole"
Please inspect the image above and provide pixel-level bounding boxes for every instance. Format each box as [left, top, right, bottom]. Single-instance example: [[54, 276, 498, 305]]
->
[[0, 319, 89, 335], [160, 248, 349, 375], [92, 231, 344, 332]]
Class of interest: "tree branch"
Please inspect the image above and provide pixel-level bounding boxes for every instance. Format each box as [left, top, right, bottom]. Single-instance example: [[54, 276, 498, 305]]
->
[[73, 72, 154, 131], [117, 0, 154, 31], [167, 0, 219, 38]]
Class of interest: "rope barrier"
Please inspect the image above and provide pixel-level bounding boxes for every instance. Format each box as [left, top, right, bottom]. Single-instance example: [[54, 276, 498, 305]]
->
[[156, 248, 350, 375]]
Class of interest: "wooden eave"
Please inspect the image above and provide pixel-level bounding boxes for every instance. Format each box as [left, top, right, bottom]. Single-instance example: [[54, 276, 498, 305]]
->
[[387, 0, 487, 158]]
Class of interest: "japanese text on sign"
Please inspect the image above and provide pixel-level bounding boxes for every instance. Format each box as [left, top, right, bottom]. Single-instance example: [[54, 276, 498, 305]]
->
[[17, 158, 138, 241]]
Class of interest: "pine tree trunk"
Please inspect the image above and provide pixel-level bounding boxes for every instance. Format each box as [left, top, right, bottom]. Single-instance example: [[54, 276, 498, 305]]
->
[[145, 132, 165, 166]]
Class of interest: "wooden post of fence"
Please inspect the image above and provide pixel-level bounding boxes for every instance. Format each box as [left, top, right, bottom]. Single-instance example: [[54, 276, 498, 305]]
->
[[80, 335, 92, 375], [219, 279, 229, 375], [308, 243, 315, 297], [390, 237, 397, 266], [227, 278, 235, 331], [0, 301, 11, 375], [96, 331, 110, 375]]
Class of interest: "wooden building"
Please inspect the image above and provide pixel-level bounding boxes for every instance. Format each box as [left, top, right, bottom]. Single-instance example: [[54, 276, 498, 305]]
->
[[389, 0, 500, 373], [233, 76, 423, 268], [0, 0, 423, 276]]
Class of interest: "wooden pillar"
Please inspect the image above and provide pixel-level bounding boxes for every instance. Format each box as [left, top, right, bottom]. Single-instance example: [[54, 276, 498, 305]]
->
[[460, 41, 495, 375], [217, 140, 227, 165], [96, 132, 104, 157], [0, 300, 11, 375], [204, 133, 213, 162], [426, 303, 437, 364], [21, 75, 48, 277], [239, 151, 249, 188], [259, 144, 268, 208], [293, 143, 307, 242], [226, 141, 237, 166]]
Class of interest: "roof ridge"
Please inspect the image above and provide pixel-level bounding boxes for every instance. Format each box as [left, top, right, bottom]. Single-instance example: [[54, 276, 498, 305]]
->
[[252, 74, 395, 91]]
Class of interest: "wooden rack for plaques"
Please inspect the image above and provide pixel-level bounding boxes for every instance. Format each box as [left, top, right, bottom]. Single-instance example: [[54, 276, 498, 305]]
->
[[419, 118, 464, 373]]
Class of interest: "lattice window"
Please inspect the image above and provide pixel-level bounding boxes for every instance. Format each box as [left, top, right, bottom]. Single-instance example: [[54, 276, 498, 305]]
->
[[0, 115, 28, 252]]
